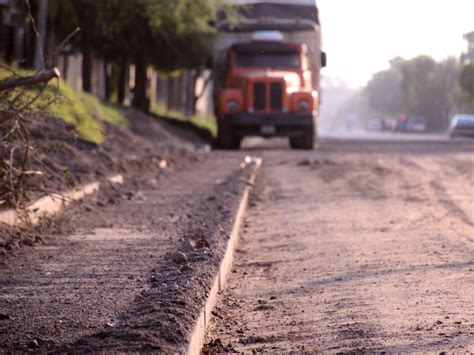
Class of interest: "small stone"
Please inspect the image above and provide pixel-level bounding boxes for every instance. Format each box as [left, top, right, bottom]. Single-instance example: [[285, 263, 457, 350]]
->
[[195, 238, 210, 249], [22, 237, 36, 246], [180, 264, 194, 273], [159, 160, 168, 169], [181, 239, 196, 253], [297, 159, 311, 166], [172, 251, 188, 265], [28, 339, 39, 348]]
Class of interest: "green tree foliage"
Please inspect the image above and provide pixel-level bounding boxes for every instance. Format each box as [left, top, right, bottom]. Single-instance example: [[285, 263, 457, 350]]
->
[[50, 0, 221, 107], [364, 56, 466, 130], [365, 61, 403, 115], [53, 0, 219, 68]]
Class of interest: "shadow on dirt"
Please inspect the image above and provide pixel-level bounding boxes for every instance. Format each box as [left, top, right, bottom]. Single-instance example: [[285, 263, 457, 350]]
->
[[150, 113, 215, 146]]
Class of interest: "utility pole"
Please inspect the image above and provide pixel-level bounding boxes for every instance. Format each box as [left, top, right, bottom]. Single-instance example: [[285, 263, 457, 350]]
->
[[34, 0, 48, 71]]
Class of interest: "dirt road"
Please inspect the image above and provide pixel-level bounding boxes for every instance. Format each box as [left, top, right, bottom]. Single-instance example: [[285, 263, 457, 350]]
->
[[206, 137, 474, 352], [0, 152, 254, 352]]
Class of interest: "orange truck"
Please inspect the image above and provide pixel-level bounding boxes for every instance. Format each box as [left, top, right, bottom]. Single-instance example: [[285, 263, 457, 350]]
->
[[214, 0, 326, 149]]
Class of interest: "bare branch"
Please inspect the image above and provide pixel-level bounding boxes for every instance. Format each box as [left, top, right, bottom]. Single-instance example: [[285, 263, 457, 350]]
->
[[53, 27, 81, 64], [0, 64, 22, 78], [0, 68, 60, 91]]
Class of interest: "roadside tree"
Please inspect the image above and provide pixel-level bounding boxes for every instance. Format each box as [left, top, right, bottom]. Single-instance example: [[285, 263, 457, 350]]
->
[[460, 61, 474, 99], [53, 0, 220, 110], [364, 56, 464, 130]]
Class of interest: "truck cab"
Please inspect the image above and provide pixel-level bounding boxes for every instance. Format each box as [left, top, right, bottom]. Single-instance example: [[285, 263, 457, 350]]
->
[[214, 0, 325, 149]]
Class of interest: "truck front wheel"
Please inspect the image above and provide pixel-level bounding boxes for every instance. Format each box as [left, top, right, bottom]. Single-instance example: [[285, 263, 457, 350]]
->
[[290, 126, 315, 150], [217, 124, 241, 150]]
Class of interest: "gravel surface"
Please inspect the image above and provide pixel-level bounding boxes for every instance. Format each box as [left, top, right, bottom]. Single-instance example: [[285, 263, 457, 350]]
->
[[206, 137, 474, 353], [0, 148, 257, 352], [1, 107, 266, 352]]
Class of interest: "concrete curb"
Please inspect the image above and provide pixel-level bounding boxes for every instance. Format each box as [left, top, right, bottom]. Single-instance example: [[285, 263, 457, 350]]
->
[[0, 174, 124, 227], [186, 158, 263, 355]]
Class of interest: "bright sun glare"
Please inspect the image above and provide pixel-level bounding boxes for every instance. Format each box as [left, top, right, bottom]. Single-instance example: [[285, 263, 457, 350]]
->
[[318, 0, 474, 88]]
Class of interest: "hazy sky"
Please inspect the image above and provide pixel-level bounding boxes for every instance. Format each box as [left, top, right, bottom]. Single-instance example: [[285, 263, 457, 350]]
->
[[318, 0, 474, 87]]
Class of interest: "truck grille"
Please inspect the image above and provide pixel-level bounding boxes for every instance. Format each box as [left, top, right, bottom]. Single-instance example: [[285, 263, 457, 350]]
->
[[253, 82, 283, 112], [270, 83, 283, 111], [253, 82, 266, 111]]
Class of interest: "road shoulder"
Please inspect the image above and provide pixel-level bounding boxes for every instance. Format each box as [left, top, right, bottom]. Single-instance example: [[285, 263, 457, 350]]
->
[[0, 152, 260, 352]]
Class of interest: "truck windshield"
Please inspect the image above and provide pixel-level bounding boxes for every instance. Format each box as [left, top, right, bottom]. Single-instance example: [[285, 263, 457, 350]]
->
[[235, 53, 300, 68]]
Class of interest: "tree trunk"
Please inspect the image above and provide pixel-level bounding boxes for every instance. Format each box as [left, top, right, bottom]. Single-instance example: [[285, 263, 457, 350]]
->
[[63, 55, 69, 80], [132, 57, 149, 111], [82, 41, 93, 93], [34, 0, 48, 71], [191, 71, 199, 116], [166, 77, 173, 114], [24, 21, 34, 68], [118, 61, 128, 105], [46, 14, 56, 68], [104, 59, 112, 102]]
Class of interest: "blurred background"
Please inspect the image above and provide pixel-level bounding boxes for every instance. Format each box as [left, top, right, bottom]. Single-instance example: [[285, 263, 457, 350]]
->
[[0, 0, 473, 135], [318, 0, 474, 135]]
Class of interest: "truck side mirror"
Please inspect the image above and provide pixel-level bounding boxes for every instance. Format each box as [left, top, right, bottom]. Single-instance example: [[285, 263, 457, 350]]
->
[[321, 51, 327, 68]]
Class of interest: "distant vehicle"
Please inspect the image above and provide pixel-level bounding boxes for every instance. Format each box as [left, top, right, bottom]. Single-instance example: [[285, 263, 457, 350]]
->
[[407, 118, 427, 133], [390, 114, 427, 133], [408, 121, 427, 132], [394, 114, 409, 132], [367, 119, 382, 131], [382, 117, 397, 131], [449, 114, 474, 138]]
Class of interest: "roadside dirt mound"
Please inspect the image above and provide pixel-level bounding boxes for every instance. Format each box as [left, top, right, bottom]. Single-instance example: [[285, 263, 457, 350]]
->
[[0, 110, 208, 250], [1, 110, 205, 206], [0, 152, 254, 352]]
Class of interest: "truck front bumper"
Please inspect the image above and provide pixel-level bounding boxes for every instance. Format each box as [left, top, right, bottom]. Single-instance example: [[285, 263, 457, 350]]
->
[[221, 113, 315, 138]]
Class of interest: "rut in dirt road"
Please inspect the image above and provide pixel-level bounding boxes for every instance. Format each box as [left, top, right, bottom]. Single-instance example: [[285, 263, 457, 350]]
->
[[206, 139, 474, 353]]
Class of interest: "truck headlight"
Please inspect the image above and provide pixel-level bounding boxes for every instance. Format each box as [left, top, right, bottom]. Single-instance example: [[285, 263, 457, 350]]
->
[[299, 100, 310, 112], [227, 100, 238, 113]]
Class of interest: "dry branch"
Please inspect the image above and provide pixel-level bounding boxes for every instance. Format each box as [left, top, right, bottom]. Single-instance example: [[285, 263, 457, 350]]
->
[[0, 68, 60, 91]]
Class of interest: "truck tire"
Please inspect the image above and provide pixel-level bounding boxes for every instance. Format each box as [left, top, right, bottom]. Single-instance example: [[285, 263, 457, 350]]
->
[[218, 124, 241, 150], [290, 126, 315, 150]]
